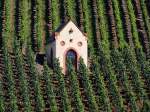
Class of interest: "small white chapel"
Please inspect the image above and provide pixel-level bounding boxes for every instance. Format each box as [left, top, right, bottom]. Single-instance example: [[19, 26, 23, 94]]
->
[[46, 20, 87, 73]]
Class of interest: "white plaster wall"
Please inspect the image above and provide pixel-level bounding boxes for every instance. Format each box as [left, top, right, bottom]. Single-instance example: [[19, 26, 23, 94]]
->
[[55, 21, 87, 72]]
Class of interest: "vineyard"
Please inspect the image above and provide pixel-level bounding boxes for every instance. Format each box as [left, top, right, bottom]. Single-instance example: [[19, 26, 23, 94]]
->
[[0, 0, 150, 112]]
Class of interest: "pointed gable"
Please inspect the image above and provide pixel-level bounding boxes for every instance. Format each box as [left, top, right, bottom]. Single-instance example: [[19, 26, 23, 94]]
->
[[55, 20, 87, 39]]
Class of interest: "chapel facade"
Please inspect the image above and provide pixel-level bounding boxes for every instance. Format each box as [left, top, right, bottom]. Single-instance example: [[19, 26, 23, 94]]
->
[[46, 20, 87, 74]]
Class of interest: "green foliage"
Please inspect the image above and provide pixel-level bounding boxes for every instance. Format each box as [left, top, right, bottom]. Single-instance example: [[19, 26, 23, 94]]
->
[[65, 0, 76, 21], [81, 0, 94, 55], [123, 47, 150, 110], [4, 0, 11, 41], [67, 59, 84, 112], [51, 0, 60, 31], [2, 39, 18, 112], [53, 59, 72, 112], [35, 0, 45, 51], [136, 49, 150, 107], [26, 46, 45, 111], [141, 59, 150, 87], [126, 0, 141, 48], [97, 44, 125, 111], [43, 62, 58, 112], [112, 0, 127, 48], [96, 0, 110, 52], [111, 48, 139, 112], [81, 0, 89, 32], [19, 0, 31, 47], [78, 58, 98, 112], [2, 0, 12, 48], [140, 0, 150, 40], [0, 0, 3, 36], [135, 48, 150, 96], [0, 80, 5, 111], [2, 2, 18, 111], [91, 57, 111, 111], [13, 39, 32, 112]]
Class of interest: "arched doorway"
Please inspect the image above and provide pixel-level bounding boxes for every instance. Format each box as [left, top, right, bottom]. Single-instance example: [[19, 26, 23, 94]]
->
[[65, 49, 77, 73]]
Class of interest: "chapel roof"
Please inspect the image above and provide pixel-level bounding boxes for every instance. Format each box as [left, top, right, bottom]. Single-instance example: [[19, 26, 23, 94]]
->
[[48, 20, 87, 43]]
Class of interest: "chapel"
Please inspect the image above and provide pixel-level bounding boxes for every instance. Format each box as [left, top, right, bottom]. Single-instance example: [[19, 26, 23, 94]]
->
[[46, 20, 87, 74]]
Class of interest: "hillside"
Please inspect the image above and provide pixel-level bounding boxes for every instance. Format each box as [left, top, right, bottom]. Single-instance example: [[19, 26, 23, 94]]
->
[[0, 0, 150, 111]]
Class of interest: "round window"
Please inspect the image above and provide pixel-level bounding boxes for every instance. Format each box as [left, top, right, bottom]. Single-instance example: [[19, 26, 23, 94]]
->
[[78, 42, 82, 47], [60, 41, 65, 46]]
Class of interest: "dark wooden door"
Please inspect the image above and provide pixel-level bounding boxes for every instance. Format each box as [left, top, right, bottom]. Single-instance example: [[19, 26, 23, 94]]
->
[[66, 49, 77, 72]]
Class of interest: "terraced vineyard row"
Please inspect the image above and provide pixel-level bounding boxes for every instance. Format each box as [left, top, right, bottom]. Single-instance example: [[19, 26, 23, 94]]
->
[[0, 0, 150, 111], [0, 44, 150, 111]]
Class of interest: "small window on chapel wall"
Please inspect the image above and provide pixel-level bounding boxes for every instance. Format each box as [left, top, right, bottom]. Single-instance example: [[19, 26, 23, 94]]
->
[[60, 41, 65, 46], [69, 28, 73, 34], [78, 42, 82, 47]]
